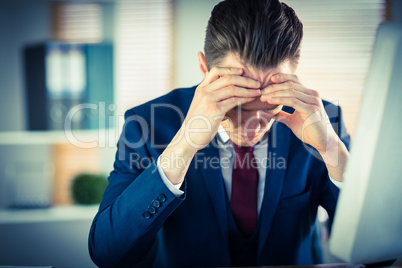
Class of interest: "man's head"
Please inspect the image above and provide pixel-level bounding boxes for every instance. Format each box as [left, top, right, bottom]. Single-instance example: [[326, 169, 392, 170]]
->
[[199, 0, 304, 146], [204, 0, 303, 71]]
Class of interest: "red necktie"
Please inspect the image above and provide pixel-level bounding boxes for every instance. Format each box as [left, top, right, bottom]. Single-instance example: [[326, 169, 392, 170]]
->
[[230, 142, 259, 237]]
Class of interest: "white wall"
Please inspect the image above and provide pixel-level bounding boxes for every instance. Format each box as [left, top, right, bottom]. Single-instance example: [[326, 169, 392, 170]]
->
[[173, 0, 221, 89]]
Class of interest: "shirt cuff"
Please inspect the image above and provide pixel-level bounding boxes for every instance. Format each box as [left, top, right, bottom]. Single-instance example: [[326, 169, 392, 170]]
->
[[329, 175, 343, 189], [157, 156, 184, 197]]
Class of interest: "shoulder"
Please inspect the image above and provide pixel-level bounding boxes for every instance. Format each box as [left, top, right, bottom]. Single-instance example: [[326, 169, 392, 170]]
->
[[120, 86, 197, 146], [124, 86, 197, 120], [322, 100, 343, 120]]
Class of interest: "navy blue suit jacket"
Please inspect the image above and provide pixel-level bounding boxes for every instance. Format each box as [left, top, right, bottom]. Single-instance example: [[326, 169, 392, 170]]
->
[[88, 86, 351, 267]]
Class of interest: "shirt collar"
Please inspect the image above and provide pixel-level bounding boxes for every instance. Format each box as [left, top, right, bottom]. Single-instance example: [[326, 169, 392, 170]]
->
[[217, 125, 230, 144]]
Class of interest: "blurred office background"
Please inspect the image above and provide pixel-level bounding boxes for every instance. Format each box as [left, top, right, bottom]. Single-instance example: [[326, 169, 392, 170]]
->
[[0, 0, 400, 267]]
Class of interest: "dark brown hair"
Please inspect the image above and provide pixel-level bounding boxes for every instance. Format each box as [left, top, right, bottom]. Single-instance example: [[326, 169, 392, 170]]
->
[[204, 0, 303, 70]]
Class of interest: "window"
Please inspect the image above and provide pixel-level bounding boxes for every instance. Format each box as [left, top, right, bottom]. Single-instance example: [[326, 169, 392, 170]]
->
[[284, 0, 385, 135], [52, 2, 103, 43], [114, 0, 173, 117]]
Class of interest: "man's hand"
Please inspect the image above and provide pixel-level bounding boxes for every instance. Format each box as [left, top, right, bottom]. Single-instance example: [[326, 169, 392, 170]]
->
[[184, 67, 261, 150], [160, 67, 261, 185], [260, 73, 335, 152], [260, 73, 349, 181]]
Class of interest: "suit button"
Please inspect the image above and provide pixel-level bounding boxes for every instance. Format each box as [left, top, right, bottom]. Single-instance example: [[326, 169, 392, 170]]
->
[[157, 194, 167, 203], [152, 199, 161, 208], [148, 206, 156, 214], [142, 211, 151, 219]]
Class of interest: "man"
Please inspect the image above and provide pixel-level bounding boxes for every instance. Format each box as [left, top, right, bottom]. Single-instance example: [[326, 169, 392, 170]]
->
[[89, 0, 350, 267]]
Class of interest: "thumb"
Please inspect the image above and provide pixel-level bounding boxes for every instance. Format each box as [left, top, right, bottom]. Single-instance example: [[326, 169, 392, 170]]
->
[[273, 111, 292, 127]]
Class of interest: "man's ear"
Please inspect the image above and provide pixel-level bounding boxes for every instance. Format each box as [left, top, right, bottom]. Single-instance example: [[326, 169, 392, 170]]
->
[[198, 51, 208, 78]]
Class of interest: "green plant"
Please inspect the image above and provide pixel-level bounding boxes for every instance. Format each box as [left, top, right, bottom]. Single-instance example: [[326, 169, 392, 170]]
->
[[71, 173, 108, 205]]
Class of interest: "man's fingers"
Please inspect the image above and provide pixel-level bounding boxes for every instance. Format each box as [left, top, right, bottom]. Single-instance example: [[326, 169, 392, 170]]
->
[[261, 88, 320, 106], [203, 66, 244, 85], [213, 86, 261, 101], [261, 81, 310, 95], [265, 96, 312, 115], [207, 74, 261, 92], [218, 96, 256, 113]]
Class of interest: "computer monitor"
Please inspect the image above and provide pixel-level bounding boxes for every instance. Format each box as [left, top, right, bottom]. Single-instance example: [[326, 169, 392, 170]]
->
[[329, 22, 402, 264]]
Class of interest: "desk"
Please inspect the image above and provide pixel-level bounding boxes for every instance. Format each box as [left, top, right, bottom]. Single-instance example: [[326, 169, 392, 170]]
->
[[261, 265, 364, 268], [0, 263, 401, 268], [256, 262, 402, 268]]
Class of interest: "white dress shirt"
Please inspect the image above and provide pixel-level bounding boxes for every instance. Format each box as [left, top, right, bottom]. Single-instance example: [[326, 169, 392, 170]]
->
[[157, 125, 342, 210]]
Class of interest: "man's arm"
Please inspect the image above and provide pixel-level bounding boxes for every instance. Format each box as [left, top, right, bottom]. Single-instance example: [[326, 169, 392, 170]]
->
[[318, 133, 350, 182], [159, 64, 261, 185], [88, 112, 186, 267], [89, 66, 261, 267], [319, 104, 351, 218]]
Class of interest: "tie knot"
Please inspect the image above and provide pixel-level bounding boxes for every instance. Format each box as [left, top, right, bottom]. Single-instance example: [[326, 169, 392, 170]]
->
[[230, 141, 254, 155]]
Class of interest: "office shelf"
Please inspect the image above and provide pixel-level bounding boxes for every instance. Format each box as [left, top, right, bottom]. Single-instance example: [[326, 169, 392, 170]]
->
[[0, 129, 119, 147], [0, 205, 99, 224]]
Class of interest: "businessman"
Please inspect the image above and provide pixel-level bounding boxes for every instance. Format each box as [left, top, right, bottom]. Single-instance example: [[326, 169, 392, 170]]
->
[[89, 0, 351, 267]]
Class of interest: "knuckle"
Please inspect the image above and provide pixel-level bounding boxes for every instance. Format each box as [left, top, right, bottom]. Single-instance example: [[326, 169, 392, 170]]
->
[[215, 104, 222, 112], [249, 78, 260, 87], [269, 91, 276, 97], [227, 85, 236, 94], [202, 92, 214, 102], [207, 103, 218, 113], [210, 66, 219, 73], [287, 81, 295, 88], [310, 89, 319, 97], [228, 67, 237, 73], [222, 75, 232, 84], [272, 83, 280, 90]]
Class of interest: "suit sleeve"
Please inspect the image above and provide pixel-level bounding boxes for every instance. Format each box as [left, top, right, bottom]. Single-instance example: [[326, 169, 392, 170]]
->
[[319, 103, 351, 220], [88, 110, 186, 267]]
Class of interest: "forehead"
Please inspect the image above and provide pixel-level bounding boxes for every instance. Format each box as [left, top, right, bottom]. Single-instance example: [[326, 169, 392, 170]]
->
[[219, 53, 293, 86]]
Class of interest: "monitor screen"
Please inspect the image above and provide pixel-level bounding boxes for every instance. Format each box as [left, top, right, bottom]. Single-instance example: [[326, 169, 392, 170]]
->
[[329, 22, 402, 264]]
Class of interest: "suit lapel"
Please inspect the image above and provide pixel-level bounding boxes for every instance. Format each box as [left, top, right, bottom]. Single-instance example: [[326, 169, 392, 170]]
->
[[258, 122, 292, 256], [196, 137, 230, 256]]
